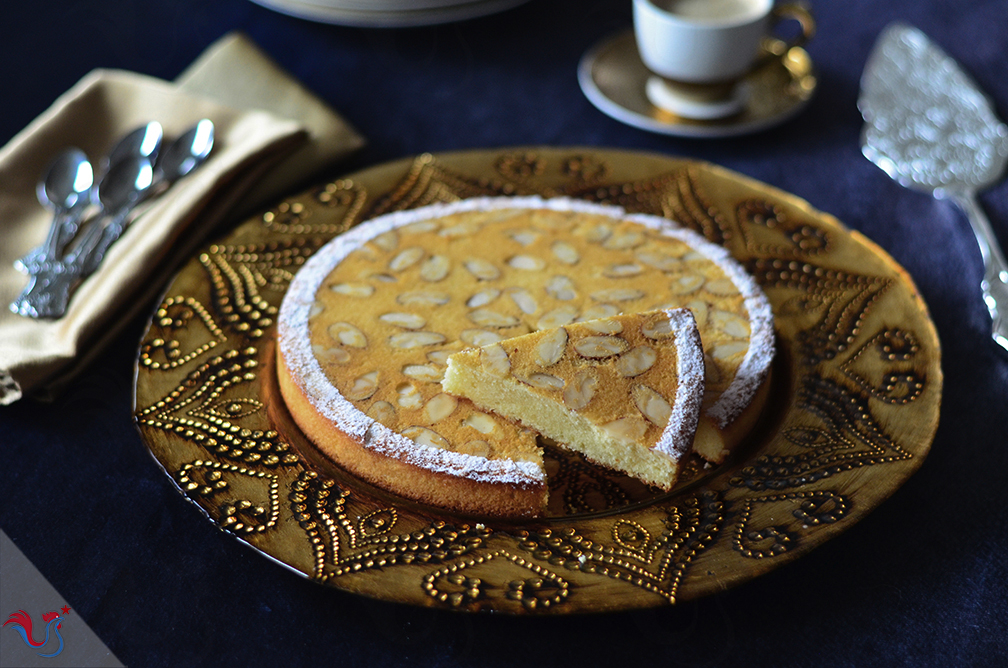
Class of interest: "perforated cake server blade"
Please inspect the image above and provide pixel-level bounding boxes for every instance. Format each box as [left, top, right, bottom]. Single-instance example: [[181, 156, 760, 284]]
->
[[858, 22, 1008, 352]]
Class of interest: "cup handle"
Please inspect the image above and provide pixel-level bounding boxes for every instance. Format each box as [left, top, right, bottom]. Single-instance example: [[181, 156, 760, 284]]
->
[[763, 3, 816, 58]]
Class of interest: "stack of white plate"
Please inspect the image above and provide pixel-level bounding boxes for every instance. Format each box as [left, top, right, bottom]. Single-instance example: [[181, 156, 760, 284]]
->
[[249, 0, 530, 27]]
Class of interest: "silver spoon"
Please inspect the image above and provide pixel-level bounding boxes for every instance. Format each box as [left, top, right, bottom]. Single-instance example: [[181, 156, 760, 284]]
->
[[104, 121, 162, 173], [72, 122, 163, 253], [14, 149, 93, 273], [155, 119, 213, 183], [11, 156, 154, 318], [75, 156, 156, 275], [57, 122, 162, 257], [16, 123, 162, 273], [79, 120, 214, 274], [11, 121, 213, 318]]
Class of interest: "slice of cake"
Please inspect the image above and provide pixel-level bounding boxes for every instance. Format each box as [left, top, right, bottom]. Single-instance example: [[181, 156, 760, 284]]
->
[[441, 309, 705, 490]]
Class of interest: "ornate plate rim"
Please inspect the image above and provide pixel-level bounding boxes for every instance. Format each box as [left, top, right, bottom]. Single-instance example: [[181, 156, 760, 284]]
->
[[134, 147, 941, 614]]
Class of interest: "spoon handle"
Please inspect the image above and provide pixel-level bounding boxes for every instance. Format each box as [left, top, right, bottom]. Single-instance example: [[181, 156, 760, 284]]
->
[[9, 262, 79, 318], [11, 185, 145, 318], [14, 211, 64, 273], [15, 206, 85, 274], [11, 244, 94, 320], [8, 211, 117, 319], [950, 189, 1008, 352], [78, 209, 131, 275]]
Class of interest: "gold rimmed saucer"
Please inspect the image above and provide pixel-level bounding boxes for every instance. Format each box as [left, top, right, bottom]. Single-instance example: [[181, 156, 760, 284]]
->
[[578, 29, 817, 138]]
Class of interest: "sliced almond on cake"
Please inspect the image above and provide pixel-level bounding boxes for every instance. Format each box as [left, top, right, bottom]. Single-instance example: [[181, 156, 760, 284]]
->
[[442, 309, 705, 490]]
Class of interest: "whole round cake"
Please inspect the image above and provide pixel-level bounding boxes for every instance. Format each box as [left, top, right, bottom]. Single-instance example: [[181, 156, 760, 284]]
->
[[276, 197, 775, 517]]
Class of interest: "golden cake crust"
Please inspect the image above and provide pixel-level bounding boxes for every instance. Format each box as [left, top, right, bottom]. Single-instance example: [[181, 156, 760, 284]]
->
[[276, 196, 774, 516]]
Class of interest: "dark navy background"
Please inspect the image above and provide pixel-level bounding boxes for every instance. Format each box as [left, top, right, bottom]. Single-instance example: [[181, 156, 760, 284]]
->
[[2, 1, 1008, 665]]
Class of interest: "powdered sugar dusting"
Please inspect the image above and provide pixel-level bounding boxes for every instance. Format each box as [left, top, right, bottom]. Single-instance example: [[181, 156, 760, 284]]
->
[[707, 272, 775, 427], [652, 308, 705, 460]]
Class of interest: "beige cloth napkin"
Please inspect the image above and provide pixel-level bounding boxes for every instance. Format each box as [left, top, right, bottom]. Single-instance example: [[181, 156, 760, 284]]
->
[[0, 32, 364, 404]]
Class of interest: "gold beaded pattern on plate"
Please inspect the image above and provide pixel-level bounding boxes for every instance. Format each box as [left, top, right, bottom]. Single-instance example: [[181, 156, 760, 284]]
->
[[134, 148, 940, 613]]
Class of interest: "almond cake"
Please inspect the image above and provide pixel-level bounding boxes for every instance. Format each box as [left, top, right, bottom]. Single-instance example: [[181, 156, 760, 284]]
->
[[275, 197, 774, 516]]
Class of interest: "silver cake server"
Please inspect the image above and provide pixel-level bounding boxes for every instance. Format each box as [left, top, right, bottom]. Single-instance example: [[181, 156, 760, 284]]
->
[[859, 22, 1008, 352]]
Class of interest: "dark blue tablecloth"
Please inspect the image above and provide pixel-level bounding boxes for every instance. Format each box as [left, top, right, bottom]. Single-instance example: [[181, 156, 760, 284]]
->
[[3, 1, 1008, 665]]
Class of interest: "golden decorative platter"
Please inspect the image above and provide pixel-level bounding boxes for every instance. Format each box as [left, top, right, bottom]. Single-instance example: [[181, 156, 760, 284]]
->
[[134, 148, 941, 613]]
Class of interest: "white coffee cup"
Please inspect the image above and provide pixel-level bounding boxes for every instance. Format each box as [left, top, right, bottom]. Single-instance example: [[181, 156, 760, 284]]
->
[[633, 0, 815, 85]]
